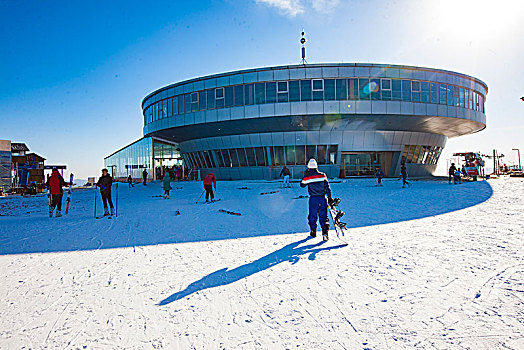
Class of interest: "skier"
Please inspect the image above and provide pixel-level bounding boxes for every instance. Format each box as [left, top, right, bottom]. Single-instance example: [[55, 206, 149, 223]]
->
[[127, 175, 134, 188], [203, 172, 217, 203], [400, 163, 409, 188], [280, 165, 291, 188], [454, 168, 462, 184], [142, 169, 148, 186], [375, 166, 384, 186], [300, 158, 333, 241], [96, 168, 114, 216], [448, 163, 457, 184], [45, 168, 69, 217], [162, 171, 172, 199]]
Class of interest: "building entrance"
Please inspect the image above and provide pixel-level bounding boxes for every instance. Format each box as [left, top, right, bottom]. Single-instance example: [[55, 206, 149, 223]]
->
[[340, 152, 394, 177]]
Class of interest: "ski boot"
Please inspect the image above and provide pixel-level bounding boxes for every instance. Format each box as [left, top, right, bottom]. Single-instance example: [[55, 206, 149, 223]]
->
[[310, 228, 317, 238], [103, 208, 110, 217], [49, 210, 53, 218], [55, 211, 62, 218], [322, 225, 329, 241], [110, 208, 115, 216]]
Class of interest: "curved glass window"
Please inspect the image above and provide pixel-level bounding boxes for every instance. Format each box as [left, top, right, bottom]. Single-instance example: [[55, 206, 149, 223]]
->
[[144, 77, 486, 125]]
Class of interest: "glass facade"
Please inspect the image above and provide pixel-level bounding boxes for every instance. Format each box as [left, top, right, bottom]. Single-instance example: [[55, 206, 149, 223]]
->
[[401, 145, 442, 165], [143, 78, 486, 125], [184, 144, 338, 169], [104, 137, 182, 180]]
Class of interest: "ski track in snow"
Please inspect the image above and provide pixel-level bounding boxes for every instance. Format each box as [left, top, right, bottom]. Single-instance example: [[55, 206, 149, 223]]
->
[[0, 178, 523, 349]]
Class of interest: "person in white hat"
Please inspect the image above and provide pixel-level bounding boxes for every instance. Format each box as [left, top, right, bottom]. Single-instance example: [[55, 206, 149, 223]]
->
[[300, 158, 333, 241]]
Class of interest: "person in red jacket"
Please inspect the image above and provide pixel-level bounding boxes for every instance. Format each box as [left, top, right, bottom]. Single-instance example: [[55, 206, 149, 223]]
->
[[45, 168, 69, 217], [203, 173, 217, 203]]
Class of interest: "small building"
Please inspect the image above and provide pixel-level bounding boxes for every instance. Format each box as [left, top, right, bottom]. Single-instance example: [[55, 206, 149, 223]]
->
[[0, 140, 11, 193], [0, 140, 47, 193]]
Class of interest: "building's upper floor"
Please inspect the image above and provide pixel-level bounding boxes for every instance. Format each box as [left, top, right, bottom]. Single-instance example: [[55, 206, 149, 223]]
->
[[141, 63, 488, 131]]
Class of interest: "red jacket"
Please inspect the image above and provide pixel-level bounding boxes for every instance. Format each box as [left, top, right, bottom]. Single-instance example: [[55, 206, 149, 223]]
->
[[46, 170, 66, 195], [203, 173, 216, 188]]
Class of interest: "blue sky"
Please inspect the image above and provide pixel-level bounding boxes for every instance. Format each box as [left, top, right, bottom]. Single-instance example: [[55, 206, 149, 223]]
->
[[1, 0, 523, 179]]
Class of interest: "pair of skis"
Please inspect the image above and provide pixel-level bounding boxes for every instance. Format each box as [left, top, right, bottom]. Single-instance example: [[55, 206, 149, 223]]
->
[[327, 198, 349, 245], [94, 183, 118, 219]]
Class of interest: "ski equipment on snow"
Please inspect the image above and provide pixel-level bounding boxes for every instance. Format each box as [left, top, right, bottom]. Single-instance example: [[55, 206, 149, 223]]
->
[[65, 173, 74, 214], [219, 209, 241, 216], [292, 195, 309, 199], [260, 190, 279, 195]]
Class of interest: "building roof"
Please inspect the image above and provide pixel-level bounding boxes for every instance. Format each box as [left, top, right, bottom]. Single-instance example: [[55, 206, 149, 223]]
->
[[26, 153, 46, 161], [11, 143, 29, 152]]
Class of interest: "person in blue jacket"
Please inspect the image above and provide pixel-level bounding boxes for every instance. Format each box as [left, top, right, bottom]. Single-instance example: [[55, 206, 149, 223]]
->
[[300, 158, 333, 241]]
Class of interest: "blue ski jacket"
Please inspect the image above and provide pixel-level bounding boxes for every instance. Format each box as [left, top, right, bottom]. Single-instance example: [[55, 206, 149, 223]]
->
[[300, 169, 332, 198]]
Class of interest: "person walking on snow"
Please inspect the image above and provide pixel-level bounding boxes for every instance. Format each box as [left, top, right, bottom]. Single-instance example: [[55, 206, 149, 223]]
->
[[203, 173, 216, 202], [45, 168, 69, 217], [127, 175, 134, 188], [162, 172, 172, 199], [400, 163, 409, 188], [375, 167, 384, 186], [280, 165, 291, 188], [300, 158, 333, 241], [142, 169, 148, 185], [96, 168, 114, 216], [448, 163, 457, 184]]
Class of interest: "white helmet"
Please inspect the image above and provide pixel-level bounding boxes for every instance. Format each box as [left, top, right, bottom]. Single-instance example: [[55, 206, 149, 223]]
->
[[307, 158, 318, 169]]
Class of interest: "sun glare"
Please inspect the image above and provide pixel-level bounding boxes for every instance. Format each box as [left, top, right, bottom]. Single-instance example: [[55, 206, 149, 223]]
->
[[434, 0, 524, 39]]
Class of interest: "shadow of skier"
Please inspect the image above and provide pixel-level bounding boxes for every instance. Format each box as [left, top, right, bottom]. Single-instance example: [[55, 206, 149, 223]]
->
[[157, 237, 346, 305]]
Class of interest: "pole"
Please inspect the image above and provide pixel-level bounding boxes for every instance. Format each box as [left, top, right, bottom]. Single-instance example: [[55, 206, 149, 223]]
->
[[115, 183, 118, 217], [93, 187, 97, 218], [493, 149, 496, 175], [513, 149, 521, 171], [195, 190, 204, 204]]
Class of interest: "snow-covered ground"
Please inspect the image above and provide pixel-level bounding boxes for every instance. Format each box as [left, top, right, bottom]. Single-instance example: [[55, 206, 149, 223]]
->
[[0, 177, 522, 349]]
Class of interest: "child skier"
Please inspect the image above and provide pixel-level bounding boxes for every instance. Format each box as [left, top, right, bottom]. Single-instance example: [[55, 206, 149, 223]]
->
[[280, 165, 291, 188], [203, 172, 217, 202], [96, 168, 114, 216], [375, 166, 384, 186], [162, 172, 172, 199], [300, 158, 333, 241]]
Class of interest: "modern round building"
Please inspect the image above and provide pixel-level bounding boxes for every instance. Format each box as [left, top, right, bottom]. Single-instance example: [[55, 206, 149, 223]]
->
[[137, 63, 487, 180]]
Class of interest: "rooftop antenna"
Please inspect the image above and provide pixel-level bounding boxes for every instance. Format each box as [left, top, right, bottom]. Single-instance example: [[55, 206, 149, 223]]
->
[[300, 29, 307, 65]]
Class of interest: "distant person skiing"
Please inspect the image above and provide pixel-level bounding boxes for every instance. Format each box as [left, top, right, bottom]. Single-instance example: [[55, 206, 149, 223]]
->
[[127, 175, 134, 188], [300, 158, 333, 241], [280, 165, 291, 188], [203, 173, 217, 203], [162, 172, 172, 199], [96, 168, 114, 216], [45, 168, 69, 217], [375, 167, 384, 186], [142, 169, 148, 185], [400, 163, 409, 188], [448, 163, 457, 184]]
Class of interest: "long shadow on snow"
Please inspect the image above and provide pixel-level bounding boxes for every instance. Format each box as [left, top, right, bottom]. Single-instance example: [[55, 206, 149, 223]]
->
[[0, 180, 493, 255], [157, 237, 346, 305]]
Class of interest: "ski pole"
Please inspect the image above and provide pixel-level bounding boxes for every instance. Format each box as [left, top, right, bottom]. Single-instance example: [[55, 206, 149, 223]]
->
[[196, 190, 204, 204], [94, 187, 97, 218], [115, 183, 118, 217]]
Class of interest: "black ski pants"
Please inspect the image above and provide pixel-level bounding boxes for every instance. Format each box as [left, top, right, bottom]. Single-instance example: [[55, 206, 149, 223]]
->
[[101, 190, 114, 209], [50, 193, 63, 211], [204, 184, 214, 201], [402, 175, 408, 186]]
